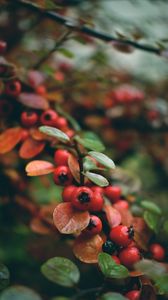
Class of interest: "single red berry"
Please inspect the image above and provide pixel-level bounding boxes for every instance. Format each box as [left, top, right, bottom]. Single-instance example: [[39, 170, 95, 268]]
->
[[110, 225, 134, 247], [53, 166, 73, 186], [125, 290, 140, 300], [62, 185, 77, 202], [84, 215, 102, 235], [113, 200, 129, 210], [104, 185, 121, 202], [54, 149, 70, 166], [40, 109, 58, 126], [55, 117, 68, 129], [111, 255, 121, 264], [149, 243, 165, 261], [5, 80, 21, 97], [90, 191, 104, 211], [21, 111, 38, 127], [35, 85, 46, 96], [72, 186, 93, 211], [0, 41, 7, 54], [0, 99, 12, 116], [91, 186, 103, 194], [119, 246, 141, 268]]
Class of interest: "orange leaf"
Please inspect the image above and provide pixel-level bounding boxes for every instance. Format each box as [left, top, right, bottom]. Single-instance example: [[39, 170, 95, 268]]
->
[[68, 154, 80, 183], [19, 138, 45, 159], [103, 204, 121, 228], [0, 127, 23, 154], [114, 203, 134, 226], [133, 217, 151, 251], [26, 160, 55, 176], [30, 128, 47, 141], [53, 202, 90, 234], [73, 234, 103, 263]]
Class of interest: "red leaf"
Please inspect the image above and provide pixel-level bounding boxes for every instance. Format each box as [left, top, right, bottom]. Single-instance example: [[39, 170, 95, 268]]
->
[[19, 138, 45, 159], [73, 234, 103, 263], [133, 217, 151, 251], [26, 160, 55, 176], [30, 128, 47, 141], [113, 204, 134, 226], [53, 202, 90, 234], [0, 127, 23, 154], [18, 93, 49, 110], [103, 204, 121, 228], [68, 153, 80, 183]]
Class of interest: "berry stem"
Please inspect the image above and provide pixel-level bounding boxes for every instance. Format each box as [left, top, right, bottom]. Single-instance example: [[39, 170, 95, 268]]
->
[[74, 140, 85, 186]]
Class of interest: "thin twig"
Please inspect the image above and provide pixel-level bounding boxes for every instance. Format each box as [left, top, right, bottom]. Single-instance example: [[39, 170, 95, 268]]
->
[[74, 140, 85, 186], [8, 0, 161, 56]]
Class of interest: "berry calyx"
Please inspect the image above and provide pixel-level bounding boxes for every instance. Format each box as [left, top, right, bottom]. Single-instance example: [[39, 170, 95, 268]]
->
[[149, 243, 165, 261], [109, 225, 134, 247], [104, 185, 121, 202], [54, 149, 70, 166], [125, 290, 140, 300], [119, 246, 141, 268], [102, 240, 117, 255], [40, 109, 58, 126], [62, 185, 77, 202], [21, 111, 38, 127], [5, 80, 21, 97], [72, 186, 93, 211], [84, 215, 102, 236], [53, 166, 73, 186]]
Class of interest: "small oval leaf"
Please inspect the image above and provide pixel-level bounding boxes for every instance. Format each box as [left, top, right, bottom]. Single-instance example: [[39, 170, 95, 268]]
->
[[39, 126, 70, 143], [103, 205, 121, 228], [143, 211, 159, 233], [53, 202, 90, 234], [74, 136, 105, 152], [0, 285, 42, 300], [26, 160, 55, 176], [0, 127, 23, 154], [85, 171, 109, 187], [88, 151, 115, 169], [73, 234, 103, 263], [140, 201, 161, 215], [19, 138, 45, 159], [41, 257, 80, 287], [100, 292, 127, 300], [18, 93, 49, 110], [98, 253, 129, 279]]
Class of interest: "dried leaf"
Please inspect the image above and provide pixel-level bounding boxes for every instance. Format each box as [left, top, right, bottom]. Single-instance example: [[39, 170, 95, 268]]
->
[[68, 154, 80, 183], [18, 93, 49, 110], [103, 205, 121, 228], [73, 234, 103, 263], [0, 127, 23, 154], [19, 138, 45, 159], [133, 217, 151, 251], [140, 276, 157, 300], [53, 202, 90, 234], [26, 160, 55, 176]]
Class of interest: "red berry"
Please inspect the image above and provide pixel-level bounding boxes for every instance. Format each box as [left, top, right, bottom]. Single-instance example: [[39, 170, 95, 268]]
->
[[110, 225, 134, 247], [5, 80, 21, 97], [40, 109, 58, 126], [125, 290, 140, 300], [111, 255, 121, 264], [55, 117, 68, 129], [84, 215, 102, 235], [72, 186, 93, 211], [90, 192, 104, 211], [64, 129, 75, 138], [113, 200, 129, 210], [21, 111, 38, 127], [53, 166, 73, 186], [149, 243, 165, 261], [35, 85, 46, 95], [119, 246, 141, 268], [104, 185, 121, 202], [54, 149, 70, 166], [91, 186, 103, 194], [0, 41, 7, 54], [62, 185, 77, 202]]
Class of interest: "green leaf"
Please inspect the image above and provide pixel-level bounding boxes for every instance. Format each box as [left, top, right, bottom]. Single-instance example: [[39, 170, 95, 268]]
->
[[45, 0, 60, 9], [163, 220, 168, 234], [0, 286, 42, 300], [85, 171, 109, 187], [155, 275, 168, 294], [135, 259, 166, 280], [0, 264, 10, 290], [39, 126, 70, 143], [58, 48, 74, 58], [88, 151, 115, 169], [74, 136, 105, 152], [141, 201, 161, 215], [41, 257, 80, 287], [143, 211, 160, 233], [51, 297, 69, 300], [98, 253, 129, 279], [100, 292, 127, 300], [83, 156, 98, 171]]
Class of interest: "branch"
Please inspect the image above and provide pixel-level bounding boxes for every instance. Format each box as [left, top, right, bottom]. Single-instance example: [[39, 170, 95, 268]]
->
[[8, 0, 162, 56]]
